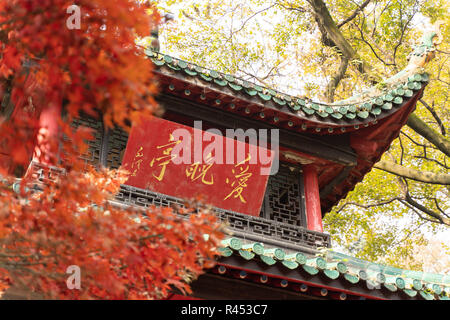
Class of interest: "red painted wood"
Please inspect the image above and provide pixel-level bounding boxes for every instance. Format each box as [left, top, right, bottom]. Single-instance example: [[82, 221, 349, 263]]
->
[[122, 117, 274, 216], [33, 102, 61, 165], [216, 262, 385, 300], [303, 164, 323, 232]]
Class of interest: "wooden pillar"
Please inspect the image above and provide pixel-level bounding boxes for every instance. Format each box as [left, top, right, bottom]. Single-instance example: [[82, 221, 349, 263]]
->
[[33, 103, 61, 165], [303, 164, 323, 232]]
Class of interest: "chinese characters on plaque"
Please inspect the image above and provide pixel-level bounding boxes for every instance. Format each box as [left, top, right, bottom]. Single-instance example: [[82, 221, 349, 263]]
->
[[122, 117, 274, 216]]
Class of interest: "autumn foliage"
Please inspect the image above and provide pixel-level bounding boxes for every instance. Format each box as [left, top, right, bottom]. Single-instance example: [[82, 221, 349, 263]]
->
[[0, 0, 223, 299]]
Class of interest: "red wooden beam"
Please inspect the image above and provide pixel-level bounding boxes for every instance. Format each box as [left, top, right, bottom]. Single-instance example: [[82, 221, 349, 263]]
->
[[216, 262, 386, 300], [303, 164, 323, 232]]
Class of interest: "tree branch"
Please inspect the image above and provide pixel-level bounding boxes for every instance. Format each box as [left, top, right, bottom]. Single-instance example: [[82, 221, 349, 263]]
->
[[325, 55, 349, 102], [419, 99, 446, 136], [337, 0, 372, 28], [403, 193, 450, 226], [374, 160, 450, 185], [407, 113, 450, 157]]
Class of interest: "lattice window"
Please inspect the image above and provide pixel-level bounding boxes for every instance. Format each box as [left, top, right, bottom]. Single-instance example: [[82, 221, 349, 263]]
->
[[260, 163, 306, 227], [69, 116, 103, 166], [106, 126, 129, 169]]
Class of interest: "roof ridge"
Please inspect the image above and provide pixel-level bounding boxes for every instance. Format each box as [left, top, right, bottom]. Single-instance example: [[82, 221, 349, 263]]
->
[[146, 50, 429, 126]]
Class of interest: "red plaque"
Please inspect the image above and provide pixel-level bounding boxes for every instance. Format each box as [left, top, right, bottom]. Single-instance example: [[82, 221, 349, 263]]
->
[[122, 117, 274, 216]]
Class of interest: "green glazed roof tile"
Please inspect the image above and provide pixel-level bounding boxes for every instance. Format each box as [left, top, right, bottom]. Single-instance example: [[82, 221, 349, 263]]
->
[[281, 260, 299, 270], [229, 83, 243, 91], [194, 65, 203, 73], [324, 269, 340, 280], [302, 264, 319, 275], [408, 74, 422, 82], [163, 55, 173, 63], [245, 88, 258, 96], [331, 112, 343, 119], [167, 64, 181, 71], [420, 73, 430, 82], [396, 277, 406, 290], [370, 107, 382, 116], [264, 248, 286, 260], [311, 103, 320, 111], [413, 279, 423, 291], [345, 112, 356, 120], [148, 50, 428, 127], [404, 89, 414, 97], [273, 96, 286, 105], [177, 60, 188, 69], [302, 106, 315, 115], [393, 96, 403, 104], [339, 106, 348, 114], [419, 291, 435, 300], [384, 283, 397, 292], [363, 102, 373, 110], [151, 58, 165, 66], [219, 239, 450, 299], [253, 84, 263, 92], [285, 252, 306, 265], [306, 257, 326, 270], [184, 68, 198, 76], [258, 92, 272, 101], [221, 237, 242, 250], [357, 110, 369, 119], [344, 273, 359, 284], [218, 247, 233, 257], [242, 80, 251, 88], [214, 78, 228, 86], [209, 70, 219, 78], [238, 249, 255, 260], [383, 93, 394, 102], [224, 74, 235, 82], [403, 289, 418, 297], [242, 242, 264, 255], [200, 73, 212, 81], [382, 102, 393, 110], [347, 105, 357, 113], [291, 103, 301, 111], [260, 254, 277, 266], [359, 270, 368, 280], [432, 284, 443, 295]]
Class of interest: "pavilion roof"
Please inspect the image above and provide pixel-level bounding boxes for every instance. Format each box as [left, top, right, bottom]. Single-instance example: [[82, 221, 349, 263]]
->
[[217, 237, 450, 300], [144, 27, 440, 214], [146, 49, 429, 134]]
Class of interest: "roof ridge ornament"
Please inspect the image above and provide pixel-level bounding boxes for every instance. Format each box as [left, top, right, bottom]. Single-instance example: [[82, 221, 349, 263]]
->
[[408, 20, 444, 69]]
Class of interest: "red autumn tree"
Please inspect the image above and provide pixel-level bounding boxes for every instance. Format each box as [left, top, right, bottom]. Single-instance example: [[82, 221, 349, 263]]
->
[[0, 0, 223, 299]]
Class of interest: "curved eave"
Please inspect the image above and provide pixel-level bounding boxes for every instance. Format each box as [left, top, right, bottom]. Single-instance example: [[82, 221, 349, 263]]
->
[[147, 50, 429, 135], [320, 87, 424, 214], [216, 238, 450, 300]]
